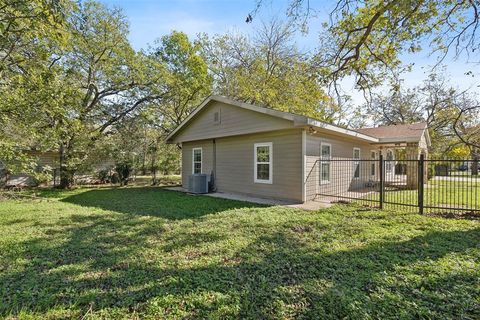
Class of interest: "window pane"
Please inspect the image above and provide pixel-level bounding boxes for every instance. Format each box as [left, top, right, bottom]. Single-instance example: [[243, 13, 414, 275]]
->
[[387, 150, 393, 160], [256, 146, 270, 162], [354, 149, 360, 159], [321, 163, 330, 181], [194, 150, 202, 162], [371, 163, 375, 176], [194, 162, 201, 174], [354, 164, 360, 178], [321, 145, 330, 158], [257, 164, 270, 180]]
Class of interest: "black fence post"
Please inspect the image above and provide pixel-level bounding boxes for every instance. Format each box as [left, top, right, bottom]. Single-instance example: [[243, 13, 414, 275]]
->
[[379, 154, 384, 210], [418, 154, 425, 215]]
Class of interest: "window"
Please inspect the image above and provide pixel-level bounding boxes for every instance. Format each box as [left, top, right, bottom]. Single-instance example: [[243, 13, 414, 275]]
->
[[254, 142, 272, 183], [353, 148, 361, 178], [386, 149, 394, 172], [320, 143, 331, 184], [370, 150, 377, 176], [192, 148, 202, 174]]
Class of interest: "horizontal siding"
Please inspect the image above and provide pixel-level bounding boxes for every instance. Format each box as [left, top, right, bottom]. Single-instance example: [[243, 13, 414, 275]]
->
[[173, 101, 294, 143], [181, 130, 303, 202], [216, 130, 303, 202], [29, 151, 60, 168], [181, 140, 214, 187], [4, 151, 60, 187], [305, 132, 378, 201]]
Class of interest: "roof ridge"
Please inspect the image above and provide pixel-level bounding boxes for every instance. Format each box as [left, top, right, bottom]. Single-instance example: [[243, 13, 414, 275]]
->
[[358, 122, 427, 130]]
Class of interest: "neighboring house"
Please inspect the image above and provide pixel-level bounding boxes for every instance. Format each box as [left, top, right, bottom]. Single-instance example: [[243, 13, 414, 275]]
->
[[0, 150, 60, 187], [0, 150, 115, 187], [166, 95, 431, 203]]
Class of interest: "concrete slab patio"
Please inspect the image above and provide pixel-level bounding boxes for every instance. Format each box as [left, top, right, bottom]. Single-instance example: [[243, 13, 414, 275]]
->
[[165, 186, 332, 211]]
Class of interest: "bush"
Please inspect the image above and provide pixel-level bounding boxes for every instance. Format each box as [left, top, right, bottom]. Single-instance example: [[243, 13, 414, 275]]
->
[[115, 162, 132, 186], [96, 169, 114, 184], [32, 165, 53, 186]]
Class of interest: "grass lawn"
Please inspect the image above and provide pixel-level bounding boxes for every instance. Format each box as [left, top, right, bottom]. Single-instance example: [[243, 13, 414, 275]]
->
[[361, 179, 480, 213], [0, 187, 479, 319]]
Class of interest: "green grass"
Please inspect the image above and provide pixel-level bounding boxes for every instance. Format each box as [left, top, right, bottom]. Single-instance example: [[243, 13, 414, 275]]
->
[[361, 180, 480, 211], [131, 175, 181, 186], [1, 187, 479, 319]]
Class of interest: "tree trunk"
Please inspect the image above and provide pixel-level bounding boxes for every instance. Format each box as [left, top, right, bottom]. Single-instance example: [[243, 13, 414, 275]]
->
[[59, 142, 75, 188], [150, 144, 158, 185], [472, 148, 479, 176], [151, 155, 157, 185]]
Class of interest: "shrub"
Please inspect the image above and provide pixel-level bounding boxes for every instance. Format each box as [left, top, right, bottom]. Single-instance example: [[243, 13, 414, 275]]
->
[[115, 162, 132, 186]]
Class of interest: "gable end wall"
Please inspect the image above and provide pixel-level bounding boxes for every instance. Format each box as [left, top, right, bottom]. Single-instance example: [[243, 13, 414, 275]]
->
[[173, 101, 295, 143]]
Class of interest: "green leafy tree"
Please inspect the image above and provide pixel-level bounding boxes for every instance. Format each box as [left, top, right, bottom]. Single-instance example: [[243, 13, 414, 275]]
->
[[50, 1, 166, 188], [200, 20, 338, 122], [251, 0, 479, 87], [147, 31, 212, 130], [250, 0, 480, 151], [0, 0, 72, 176]]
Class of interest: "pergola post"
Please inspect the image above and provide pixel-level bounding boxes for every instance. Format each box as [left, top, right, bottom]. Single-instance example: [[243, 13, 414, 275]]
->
[[406, 142, 420, 189]]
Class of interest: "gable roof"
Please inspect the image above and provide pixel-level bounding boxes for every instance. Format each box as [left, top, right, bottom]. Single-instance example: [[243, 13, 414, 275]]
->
[[166, 95, 379, 143], [356, 122, 431, 146]]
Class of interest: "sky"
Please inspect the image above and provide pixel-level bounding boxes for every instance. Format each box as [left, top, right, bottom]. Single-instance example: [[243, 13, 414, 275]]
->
[[100, 0, 479, 106]]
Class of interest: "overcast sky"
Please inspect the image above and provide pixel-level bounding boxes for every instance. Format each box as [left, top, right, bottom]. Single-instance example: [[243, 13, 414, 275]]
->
[[101, 0, 479, 106]]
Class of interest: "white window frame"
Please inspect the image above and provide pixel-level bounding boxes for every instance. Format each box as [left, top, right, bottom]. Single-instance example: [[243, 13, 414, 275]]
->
[[370, 150, 377, 177], [254, 142, 273, 184], [353, 147, 361, 179], [320, 142, 332, 184], [192, 148, 202, 174]]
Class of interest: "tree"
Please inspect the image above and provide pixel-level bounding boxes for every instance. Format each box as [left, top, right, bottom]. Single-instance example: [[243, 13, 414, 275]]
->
[[200, 20, 338, 122], [251, 0, 479, 86], [451, 93, 480, 174], [51, 1, 166, 188], [147, 31, 212, 131], [1, 2, 206, 187], [0, 0, 71, 77], [0, 0, 72, 176], [359, 71, 480, 161]]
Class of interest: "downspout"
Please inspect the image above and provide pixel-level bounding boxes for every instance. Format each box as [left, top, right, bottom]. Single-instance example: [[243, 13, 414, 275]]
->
[[302, 129, 306, 203], [212, 139, 217, 192]]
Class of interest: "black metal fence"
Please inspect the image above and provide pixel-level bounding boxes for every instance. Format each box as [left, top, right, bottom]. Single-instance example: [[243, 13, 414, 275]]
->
[[313, 155, 480, 215]]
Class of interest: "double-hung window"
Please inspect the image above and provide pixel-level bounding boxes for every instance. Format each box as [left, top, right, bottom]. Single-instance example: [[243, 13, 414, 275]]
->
[[353, 148, 361, 178], [320, 143, 331, 184], [254, 142, 272, 184], [192, 148, 202, 174]]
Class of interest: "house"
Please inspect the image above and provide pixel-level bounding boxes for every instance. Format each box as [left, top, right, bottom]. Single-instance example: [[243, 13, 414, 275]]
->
[[0, 150, 60, 187], [166, 95, 431, 203], [0, 149, 115, 187]]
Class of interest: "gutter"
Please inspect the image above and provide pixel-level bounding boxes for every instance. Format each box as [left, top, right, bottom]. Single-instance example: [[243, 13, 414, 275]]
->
[[298, 118, 379, 143]]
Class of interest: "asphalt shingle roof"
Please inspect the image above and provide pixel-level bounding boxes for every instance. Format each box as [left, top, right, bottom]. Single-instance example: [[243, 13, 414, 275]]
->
[[356, 122, 427, 140]]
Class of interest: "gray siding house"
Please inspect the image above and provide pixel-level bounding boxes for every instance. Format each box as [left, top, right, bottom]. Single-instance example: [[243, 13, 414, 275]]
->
[[167, 96, 430, 203]]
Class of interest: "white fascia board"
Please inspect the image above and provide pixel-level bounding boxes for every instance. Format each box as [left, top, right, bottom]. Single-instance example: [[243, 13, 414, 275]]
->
[[423, 128, 432, 147], [165, 95, 213, 143], [375, 137, 423, 144], [305, 118, 379, 143]]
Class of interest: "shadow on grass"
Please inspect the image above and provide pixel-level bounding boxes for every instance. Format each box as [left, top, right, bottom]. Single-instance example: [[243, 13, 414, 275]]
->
[[61, 187, 264, 220], [1, 207, 479, 318]]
